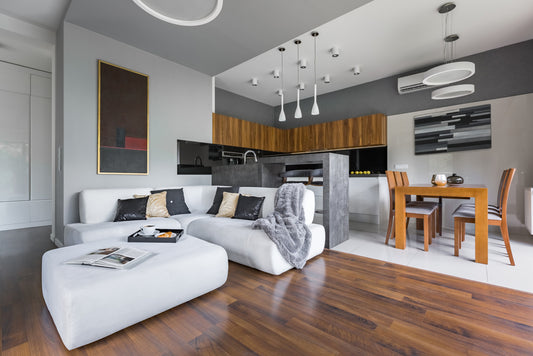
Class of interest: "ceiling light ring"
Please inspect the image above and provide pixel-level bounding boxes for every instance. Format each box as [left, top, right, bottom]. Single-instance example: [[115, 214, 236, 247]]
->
[[132, 0, 223, 26], [431, 84, 475, 100], [423, 61, 475, 86]]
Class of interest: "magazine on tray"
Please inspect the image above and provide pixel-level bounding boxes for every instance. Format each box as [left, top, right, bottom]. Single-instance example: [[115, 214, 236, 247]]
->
[[65, 247, 152, 269]]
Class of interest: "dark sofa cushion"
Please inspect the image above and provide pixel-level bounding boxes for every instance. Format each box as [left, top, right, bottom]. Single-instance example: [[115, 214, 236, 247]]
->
[[233, 195, 265, 221], [114, 197, 148, 222], [151, 188, 190, 215]]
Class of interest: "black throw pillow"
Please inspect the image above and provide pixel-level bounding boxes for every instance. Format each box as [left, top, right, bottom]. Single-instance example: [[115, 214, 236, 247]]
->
[[207, 186, 239, 215], [233, 195, 265, 220], [151, 188, 190, 215], [114, 197, 148, 222]]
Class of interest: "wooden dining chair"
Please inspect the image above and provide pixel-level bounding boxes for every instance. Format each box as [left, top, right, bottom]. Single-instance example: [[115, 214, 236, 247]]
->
[[385, 171, 438, 251], [452, 168, 516, 265]]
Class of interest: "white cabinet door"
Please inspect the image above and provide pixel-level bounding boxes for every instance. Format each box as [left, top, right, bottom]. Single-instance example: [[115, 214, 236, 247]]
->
[[0, 90, 30, 201], [30, 96, 52, 200]]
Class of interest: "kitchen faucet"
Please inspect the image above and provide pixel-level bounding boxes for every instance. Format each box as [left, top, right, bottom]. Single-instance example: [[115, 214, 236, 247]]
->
[[194, 155, 203, 167], [243, 150, 258, 164]]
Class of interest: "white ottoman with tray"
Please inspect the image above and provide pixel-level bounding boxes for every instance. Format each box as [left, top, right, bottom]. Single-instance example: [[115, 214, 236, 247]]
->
[[42, 234, 228, 350]]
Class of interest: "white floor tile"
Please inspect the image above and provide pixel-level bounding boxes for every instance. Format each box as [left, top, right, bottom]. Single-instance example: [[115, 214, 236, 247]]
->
[[335, 221, 533, 293]]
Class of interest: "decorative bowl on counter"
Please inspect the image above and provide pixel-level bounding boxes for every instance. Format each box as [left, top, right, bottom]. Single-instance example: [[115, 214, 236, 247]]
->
[[432, 174, 447, 186], [447, 173, 464, 185]]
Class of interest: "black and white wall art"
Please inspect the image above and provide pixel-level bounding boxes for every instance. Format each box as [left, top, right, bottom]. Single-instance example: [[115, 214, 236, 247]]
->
[[414, 104, 491, 155]]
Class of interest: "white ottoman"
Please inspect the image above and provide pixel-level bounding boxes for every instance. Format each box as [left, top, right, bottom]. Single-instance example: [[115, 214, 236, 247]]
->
[[42, 235, 228, 350]]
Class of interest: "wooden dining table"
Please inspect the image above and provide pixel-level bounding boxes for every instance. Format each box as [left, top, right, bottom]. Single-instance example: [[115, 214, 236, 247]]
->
[[394, 184, 489, 264]]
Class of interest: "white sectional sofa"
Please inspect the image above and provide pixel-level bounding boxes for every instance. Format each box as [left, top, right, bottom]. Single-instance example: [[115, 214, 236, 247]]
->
[[64, 185, 325, 275]]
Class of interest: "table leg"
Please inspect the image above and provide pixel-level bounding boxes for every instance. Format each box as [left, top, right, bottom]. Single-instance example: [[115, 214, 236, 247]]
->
[[474, 190, 488, 264], [395, 189, 406, 249]]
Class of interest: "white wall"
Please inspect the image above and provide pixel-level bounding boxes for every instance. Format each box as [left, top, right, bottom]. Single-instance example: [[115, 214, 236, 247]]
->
[[57, 23, 213, 241], [388, 93, 533, 233]]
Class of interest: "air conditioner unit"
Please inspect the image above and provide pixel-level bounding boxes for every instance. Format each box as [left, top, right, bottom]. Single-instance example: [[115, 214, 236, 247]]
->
[[397, 72, 432, 94]]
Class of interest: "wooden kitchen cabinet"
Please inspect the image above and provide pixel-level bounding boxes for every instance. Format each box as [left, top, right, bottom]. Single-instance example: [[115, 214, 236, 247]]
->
[[212, 113, 386, 153]]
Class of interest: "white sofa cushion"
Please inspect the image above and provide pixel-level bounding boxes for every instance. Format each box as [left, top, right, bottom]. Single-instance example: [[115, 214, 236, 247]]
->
[[187, 217, 325, 275], [42, 236, 228, 350], [79, 188, 152, 224], [64, 217, 181, 246], [173, 213, 211, 232], [238, 186, 315, 225]]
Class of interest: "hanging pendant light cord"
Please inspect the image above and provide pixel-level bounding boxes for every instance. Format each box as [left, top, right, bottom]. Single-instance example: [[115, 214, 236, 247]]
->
[[297, 44, 300, 86], [314, 36, 317, 85]]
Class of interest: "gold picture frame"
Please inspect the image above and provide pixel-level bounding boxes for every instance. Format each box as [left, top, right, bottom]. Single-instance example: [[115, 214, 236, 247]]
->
[[97, 60, 149, 175]]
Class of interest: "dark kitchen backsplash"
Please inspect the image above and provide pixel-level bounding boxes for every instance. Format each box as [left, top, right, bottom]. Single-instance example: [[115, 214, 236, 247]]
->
[[177, 139, 387, 175]]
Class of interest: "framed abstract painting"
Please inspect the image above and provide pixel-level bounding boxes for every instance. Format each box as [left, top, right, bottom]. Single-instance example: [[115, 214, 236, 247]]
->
[[98, 60, 149, 174]]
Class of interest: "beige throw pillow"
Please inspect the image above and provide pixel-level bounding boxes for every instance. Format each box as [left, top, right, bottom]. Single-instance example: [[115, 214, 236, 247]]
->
[[134, 191, 170, 218], [216, 192, 239, 217]]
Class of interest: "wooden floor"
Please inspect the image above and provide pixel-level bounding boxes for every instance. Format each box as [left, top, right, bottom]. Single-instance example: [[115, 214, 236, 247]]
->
[[2, 227, 533, 355]]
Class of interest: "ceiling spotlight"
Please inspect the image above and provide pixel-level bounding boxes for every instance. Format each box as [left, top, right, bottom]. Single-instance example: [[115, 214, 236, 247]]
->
[[251, 78, 258, 86], [330, 46, 340, 57], [324, 74, 331, 83], [353, 65, 361, 75], [299, 82, 305, 90], [273, 68, 280, 78], [277, 89, 283, 96], [299, 58, 307, 69]]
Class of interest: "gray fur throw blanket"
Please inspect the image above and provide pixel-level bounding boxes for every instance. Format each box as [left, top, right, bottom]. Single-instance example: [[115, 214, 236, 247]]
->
[[252, 183, 311, 269]]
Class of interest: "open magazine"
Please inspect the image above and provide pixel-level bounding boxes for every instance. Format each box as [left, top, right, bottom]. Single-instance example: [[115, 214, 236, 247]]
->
[[65, 247, 152, 269]]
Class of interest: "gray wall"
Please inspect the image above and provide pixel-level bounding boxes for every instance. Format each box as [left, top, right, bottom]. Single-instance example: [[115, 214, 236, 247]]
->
[[275, 40, 533, 128], [215, 87, 275, 126], [56, 23, 213, 242]]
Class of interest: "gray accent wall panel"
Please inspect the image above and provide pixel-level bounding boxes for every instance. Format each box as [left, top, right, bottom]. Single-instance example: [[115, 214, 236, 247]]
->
[[274, 40, 533, 129], [215, 88, 275, 126]]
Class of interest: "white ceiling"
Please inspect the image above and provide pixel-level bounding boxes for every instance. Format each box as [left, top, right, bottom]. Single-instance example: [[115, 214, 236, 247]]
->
[[0, 0, 70, 30], [215, 0, 533, 106]]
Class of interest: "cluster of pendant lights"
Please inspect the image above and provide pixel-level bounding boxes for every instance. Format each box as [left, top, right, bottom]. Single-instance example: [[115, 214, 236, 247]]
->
[[277, 31, 321, 122]]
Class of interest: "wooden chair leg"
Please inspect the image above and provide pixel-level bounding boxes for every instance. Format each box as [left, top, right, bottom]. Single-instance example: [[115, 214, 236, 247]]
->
[[461, 221, 466, 247], [423, 215, 429, 251], [438, 197, 443, 236], [500, 221, 515, 266], [385, 212, 393, 245], [428, 212, 433, 245], [454, 217, 460, 256]]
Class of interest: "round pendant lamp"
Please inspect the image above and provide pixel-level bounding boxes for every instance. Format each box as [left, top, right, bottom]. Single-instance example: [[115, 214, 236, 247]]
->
[[311, 31, 320, 116], [423, 61, 475, 86], [294, 40, 302, 119], [431, 84, 475, 100], [132, 0, 223, 26], [278, 47, 286, 122]]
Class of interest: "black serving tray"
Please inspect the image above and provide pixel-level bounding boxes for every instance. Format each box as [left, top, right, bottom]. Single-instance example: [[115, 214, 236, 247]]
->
[[128, 228, 183, 243]]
